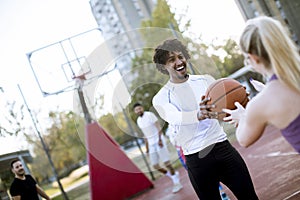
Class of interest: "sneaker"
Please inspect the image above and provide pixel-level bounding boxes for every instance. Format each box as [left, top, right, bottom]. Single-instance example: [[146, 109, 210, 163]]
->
[[174, 171, 180, 184], [165, 171, 172, 178], [172, 183, 183, 193]]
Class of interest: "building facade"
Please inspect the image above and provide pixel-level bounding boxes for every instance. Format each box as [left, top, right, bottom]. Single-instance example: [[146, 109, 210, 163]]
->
[[89, 0, 156, 76], [234, 0, 300, 46]]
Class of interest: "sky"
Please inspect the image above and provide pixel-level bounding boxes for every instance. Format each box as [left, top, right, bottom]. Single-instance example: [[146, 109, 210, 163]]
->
[[168, 0, 246, 43], [0, 0, 246, 155]]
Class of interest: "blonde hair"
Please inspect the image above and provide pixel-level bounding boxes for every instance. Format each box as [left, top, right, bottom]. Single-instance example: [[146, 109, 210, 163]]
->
[[239, 16, 300, 93]]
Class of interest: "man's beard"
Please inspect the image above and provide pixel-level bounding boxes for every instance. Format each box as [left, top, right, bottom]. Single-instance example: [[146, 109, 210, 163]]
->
[[17, 169, 25, 176], [138, 112, 144, 117]]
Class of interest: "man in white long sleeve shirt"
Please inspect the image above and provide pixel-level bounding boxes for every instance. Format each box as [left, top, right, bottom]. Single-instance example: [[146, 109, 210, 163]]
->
[[133, 103, 182, 193], [152, 39, 258, 200]]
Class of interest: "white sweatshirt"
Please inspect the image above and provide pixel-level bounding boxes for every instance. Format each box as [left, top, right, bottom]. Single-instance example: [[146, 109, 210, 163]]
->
[[152, 75, 227, 155], [137, 111, 161, 146]]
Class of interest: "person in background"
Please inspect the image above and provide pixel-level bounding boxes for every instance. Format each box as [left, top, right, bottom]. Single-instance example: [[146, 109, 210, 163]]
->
[[133, 103, 182, 193], [152, 38, 258, 199], [9, 159, 51, 200], [223, 16, 300, 153]]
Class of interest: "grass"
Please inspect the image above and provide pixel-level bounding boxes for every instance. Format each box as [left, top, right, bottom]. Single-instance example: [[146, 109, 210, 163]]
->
[[45, 175, 90, 200], [44, 170, 89, 198]]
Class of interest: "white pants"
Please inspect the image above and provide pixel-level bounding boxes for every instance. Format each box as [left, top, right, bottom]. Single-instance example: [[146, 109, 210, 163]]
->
[[148, 138, 170, 165]]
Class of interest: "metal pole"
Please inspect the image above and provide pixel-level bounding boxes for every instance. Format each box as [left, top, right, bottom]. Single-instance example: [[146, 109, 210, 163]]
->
[[17, 85, 69, 200], [77, 85, 92, 124], [106, 75, 155, 180]]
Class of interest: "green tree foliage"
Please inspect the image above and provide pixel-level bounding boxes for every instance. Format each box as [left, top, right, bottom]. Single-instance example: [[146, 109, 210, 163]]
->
[[140, 0, 181, 48], [30, 111, 86, 182], [210, 38, 244, 77], [0, 169, 14, 193], [184, 38, 222, 78], [98, 112, 133, 144]]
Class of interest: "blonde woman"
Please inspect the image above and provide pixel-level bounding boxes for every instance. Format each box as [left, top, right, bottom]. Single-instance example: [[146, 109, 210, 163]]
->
[[223, 16, 300, 153]]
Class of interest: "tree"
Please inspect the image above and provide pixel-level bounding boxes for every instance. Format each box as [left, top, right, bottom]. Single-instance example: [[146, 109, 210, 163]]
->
[[0, 100, 25, 136], [210, 38, 244, 77], [0, 170, 14, 194], [98, 112, 133, 144], [29, 111, 86, 182]]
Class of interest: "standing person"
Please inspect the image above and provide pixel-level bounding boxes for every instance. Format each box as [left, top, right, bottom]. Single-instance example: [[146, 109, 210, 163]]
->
[[152, 38, 258, 199], [222, 16, 300, 153], [9, 159, 51, 200], [133, 103, 182, 193]]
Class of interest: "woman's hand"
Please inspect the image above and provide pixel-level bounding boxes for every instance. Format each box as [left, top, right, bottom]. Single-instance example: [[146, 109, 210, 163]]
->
[[250, 78, 265, 92], [222, 102, 246, 127]]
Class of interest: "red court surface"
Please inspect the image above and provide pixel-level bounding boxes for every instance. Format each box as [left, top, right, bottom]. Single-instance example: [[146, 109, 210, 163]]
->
[[132, 126, 300, 200]]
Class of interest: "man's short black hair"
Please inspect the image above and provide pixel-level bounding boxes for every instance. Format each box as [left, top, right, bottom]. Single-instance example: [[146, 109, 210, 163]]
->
[[11, 159, 20, 168], [133, 102, 142, 110]]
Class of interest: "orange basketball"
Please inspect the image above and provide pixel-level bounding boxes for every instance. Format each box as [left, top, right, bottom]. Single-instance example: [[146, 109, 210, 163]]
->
[[205, 78, 249, 121]]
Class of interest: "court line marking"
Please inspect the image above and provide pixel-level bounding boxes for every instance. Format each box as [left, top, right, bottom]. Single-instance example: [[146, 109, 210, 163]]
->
[[283, 190, 300, 200], [247, 151, 298, 158]]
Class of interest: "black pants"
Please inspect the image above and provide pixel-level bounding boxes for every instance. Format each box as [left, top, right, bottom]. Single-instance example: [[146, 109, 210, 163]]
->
[[185, 140, 258, 200]]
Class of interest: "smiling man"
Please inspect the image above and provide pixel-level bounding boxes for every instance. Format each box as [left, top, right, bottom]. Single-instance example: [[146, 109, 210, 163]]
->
[[152, 39, 258, 200], [9, 159, 51, 200]]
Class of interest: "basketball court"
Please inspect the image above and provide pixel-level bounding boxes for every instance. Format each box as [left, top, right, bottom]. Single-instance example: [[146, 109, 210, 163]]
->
[[131, 126, 300, 200]]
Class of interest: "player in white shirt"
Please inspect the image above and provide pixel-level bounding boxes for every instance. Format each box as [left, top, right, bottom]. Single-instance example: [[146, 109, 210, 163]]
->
[[152, 39, 258, 199], [133, 103, 182, 193]]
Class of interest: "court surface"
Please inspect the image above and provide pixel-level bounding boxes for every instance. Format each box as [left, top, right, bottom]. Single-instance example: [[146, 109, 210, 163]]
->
[[132, 125, 300, 200]]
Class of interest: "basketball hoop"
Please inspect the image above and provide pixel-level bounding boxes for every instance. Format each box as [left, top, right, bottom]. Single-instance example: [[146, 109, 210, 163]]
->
[[72, 72, 89, 89]]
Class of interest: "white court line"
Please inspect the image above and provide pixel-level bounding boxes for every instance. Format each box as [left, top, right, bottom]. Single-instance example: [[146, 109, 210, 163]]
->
[[247, 151, 298, 158], [283, 189, 300, 200], [247, 151, 299, 199]]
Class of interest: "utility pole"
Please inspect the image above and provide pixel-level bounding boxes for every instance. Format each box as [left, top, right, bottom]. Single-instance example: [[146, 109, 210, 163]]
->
[[18, 85, 69, 200]]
